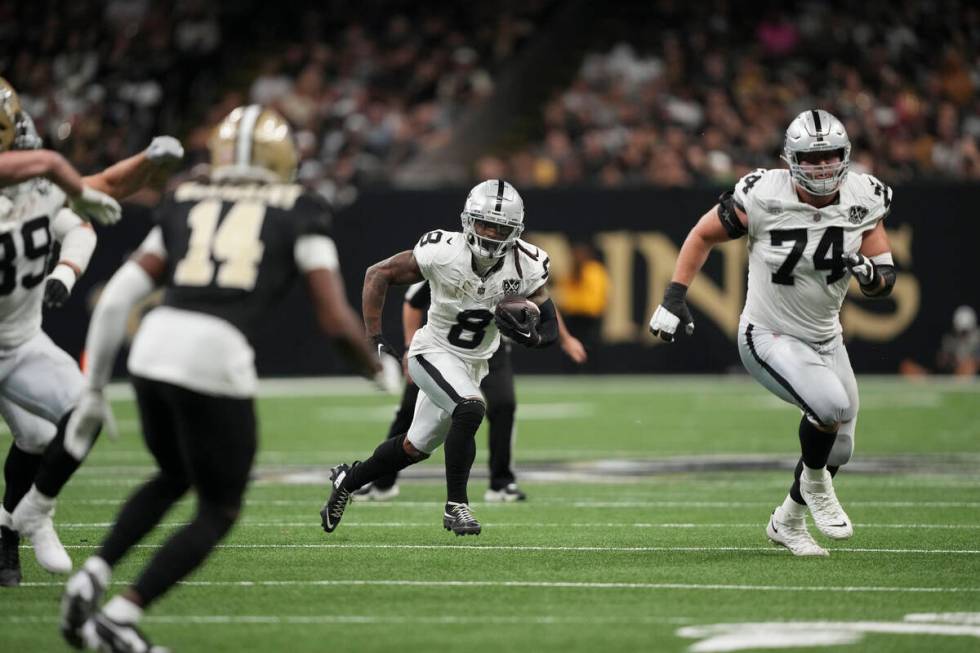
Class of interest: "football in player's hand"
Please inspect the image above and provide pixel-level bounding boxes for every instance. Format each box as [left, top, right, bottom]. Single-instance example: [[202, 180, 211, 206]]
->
[[495, 297, 540, 328]]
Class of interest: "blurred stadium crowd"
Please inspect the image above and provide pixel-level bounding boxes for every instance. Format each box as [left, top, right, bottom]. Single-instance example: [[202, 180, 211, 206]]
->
[[2, 0, 978, 203]]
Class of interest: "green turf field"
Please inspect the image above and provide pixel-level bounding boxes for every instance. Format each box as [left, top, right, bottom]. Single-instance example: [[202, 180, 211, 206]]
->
[[2, 376, 979, 652]]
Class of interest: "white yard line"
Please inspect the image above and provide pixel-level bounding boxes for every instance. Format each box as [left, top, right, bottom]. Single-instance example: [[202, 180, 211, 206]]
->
[[41, 543, 980, 554], [2, 613, 691, 626], [14, 579, 980, 594], [58, 498, 980, 508], [52, 521, 980, 530]]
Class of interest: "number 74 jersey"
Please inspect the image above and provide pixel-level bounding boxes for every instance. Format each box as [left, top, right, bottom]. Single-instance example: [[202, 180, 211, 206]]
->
[[734, 168, 891, 342], [409, 230, 550, 362]]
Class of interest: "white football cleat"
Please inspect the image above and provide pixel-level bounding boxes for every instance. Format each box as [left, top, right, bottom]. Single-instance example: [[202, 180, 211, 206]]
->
[[10, 488, 72, 573], [800, 469, 853, 540], [484, 483, 527, 503], [766, 509, 829, 557], [352, 483, 400, 502]]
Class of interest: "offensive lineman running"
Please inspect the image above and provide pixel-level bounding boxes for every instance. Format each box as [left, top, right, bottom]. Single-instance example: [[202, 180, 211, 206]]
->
[[321, 180, 559, 536], [649, 110, 896, 556]]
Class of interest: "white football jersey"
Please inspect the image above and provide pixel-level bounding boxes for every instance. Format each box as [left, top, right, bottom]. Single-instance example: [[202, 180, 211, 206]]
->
[[0, 179, 67, 347], [409, 230, 550, 362], [735, 168, 891, 342]]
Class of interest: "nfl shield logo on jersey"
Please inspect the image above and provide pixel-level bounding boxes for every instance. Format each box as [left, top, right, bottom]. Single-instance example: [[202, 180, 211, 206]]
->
[[848, 205, 869, 224], [502, 279, 521, 295]]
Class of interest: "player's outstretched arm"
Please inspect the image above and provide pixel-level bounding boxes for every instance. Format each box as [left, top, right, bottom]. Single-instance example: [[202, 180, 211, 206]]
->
[[362, 250, 424, 339], [0, 149, 122, 225], [83, 136, 184, 201], [306, 267, 382, 379], [0, 149, 81, 191], [555, 307, 587, 364], [649, 201, 745, 342], [65, 245, 166, 455]]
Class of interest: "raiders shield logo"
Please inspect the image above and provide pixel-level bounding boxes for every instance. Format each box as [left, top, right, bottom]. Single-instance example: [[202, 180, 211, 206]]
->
[[502, 279, 521, 295], [848, 205, 869, 224]]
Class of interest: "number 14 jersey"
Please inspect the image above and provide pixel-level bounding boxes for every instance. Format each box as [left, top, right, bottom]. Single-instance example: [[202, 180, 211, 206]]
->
[[734, 168, 891, 342], [410, 230, 549, 362]]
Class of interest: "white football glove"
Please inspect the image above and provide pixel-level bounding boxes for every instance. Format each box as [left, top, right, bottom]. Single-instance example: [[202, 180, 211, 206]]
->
[[144, 136, 184, 165], [69, 186, 122, 226], [64, 388, 119, 461], [648, 282, 695, 342], [373, 351, 402, 395], [845, 253, 878, 287]]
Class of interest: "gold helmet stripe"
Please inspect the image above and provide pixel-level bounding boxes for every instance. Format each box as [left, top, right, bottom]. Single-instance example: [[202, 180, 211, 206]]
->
[[235, 104, 263, 168]]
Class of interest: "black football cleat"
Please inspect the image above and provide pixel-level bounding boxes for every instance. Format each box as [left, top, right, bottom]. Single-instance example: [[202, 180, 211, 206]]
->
[[0, 526, 21, 587], [320, 463, 356, 533], [443, 502, 481, 536]]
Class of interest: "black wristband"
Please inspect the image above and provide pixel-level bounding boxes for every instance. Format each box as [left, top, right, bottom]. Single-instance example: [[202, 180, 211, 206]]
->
[[663, 282, 688, 302], [372, 334, 399, 358]]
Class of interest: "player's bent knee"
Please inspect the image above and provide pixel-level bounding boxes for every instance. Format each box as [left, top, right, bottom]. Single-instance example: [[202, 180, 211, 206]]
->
[[452, 398, 486, 429], [152, 472, 191, 499], [827, 433, 854, 467], [401, 435, 431, 462], [197, 500, 240, 537]]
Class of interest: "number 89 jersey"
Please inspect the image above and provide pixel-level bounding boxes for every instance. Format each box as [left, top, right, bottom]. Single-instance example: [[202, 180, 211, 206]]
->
[[0, 179, 65, 347], [408, 230, 550, 362], [735, 168, 891, 342]]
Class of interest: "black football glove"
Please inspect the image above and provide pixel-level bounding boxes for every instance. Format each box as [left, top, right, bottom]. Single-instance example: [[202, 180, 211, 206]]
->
[[43, 278, 70, 309], [494, 306, 541, 347], [648, 282, 695, 342], [371, 334, 400, 360]]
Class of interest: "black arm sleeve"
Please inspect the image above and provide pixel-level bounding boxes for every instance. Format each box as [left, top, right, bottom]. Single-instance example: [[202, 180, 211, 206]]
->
[[534, 298, 559, 348], [861, 264, 896, 298], [717, 190, 747, 239]]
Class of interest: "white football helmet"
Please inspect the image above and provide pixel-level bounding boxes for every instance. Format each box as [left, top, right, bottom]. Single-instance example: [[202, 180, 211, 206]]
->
[[460, 179, 525, 259], [782, 109, 851, 196]]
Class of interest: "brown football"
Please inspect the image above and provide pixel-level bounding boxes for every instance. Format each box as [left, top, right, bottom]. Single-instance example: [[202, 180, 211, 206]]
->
[[495, 297, 540, 326]]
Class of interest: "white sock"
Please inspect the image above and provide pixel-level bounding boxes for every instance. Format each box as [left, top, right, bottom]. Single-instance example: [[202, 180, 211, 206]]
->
[[801, 465, 827, 483], [83, 556, 112, 588], [103, 595, 143, 625], [780, 494, 806, 519]]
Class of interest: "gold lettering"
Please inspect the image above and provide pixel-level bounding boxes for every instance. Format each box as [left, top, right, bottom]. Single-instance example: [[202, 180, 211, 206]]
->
[[594, 231, 637, 342], [173, 182, 301, 208]]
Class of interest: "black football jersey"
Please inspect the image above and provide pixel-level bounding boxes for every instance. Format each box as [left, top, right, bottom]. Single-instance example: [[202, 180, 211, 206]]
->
[[155, 182, 332, 340]]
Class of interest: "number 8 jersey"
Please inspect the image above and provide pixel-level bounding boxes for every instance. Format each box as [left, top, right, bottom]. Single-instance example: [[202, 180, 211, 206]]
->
[[409, 230, 550, 362], [734, 168, 891, 342]]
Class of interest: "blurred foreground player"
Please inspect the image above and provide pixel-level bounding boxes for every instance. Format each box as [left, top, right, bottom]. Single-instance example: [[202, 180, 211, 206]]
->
[[59, 105, 398, 652], [0, 76, 184, 586]]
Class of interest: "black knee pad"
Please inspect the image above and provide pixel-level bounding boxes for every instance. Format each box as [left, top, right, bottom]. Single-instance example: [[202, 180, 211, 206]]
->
[[452, 399, 486, 429]]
